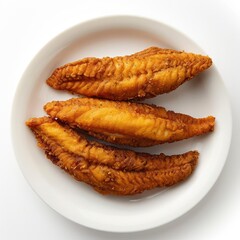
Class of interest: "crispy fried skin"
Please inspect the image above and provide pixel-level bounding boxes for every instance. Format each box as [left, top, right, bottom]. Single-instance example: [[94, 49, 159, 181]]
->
[[44, 98, 215, 147], [26, 117, 198, 195], [46, 47, 212, 100]]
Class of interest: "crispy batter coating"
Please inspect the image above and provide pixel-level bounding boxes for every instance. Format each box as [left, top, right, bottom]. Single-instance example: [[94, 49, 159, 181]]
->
[[26, 117, 198, 195], [44, 98, 215, 147], [46, 47, 212, 100]]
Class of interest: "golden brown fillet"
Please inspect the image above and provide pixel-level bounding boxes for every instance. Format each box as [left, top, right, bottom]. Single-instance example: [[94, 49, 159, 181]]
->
[[46, 47, 212, 100], [26, 117, 198, 195], [44, 97, 215, 147]]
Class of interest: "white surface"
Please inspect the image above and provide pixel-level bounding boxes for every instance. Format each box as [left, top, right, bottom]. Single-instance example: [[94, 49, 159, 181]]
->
[[12, 15, 232, 232], [1, 0, 240, 239]]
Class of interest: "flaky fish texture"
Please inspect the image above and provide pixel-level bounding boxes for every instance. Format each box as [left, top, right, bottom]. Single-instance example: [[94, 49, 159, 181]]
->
[[26, 117, 198, 195], [44, 98, 215, 147], [46, 47, 212, 100]]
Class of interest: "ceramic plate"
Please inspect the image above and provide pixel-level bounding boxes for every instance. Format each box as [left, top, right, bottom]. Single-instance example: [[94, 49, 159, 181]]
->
[[11, 15, 232, 232]]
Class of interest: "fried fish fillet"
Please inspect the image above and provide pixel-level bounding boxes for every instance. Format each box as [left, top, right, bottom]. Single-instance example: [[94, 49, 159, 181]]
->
[[44, 98, 215, 147], [26, 117, 198, 195], [46, 47, 212, 100]]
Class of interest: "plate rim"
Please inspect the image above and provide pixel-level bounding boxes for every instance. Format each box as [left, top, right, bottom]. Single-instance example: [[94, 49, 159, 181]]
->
[[11, 14, 232, 233]]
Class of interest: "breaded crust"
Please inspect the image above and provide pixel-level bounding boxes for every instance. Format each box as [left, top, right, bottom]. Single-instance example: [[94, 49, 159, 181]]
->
[[46, 47, 212, 100], [44, 97, 215, 147], [26, 117, 198, 195]]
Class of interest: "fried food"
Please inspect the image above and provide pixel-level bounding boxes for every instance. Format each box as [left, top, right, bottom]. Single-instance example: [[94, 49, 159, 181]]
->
[[44, 97, 215, 147], [26, 117, 198, 195], [46, 47, 212, 100]]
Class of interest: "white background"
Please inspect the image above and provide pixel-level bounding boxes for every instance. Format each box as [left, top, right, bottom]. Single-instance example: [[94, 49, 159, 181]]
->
[[1, 0, 240, 239]]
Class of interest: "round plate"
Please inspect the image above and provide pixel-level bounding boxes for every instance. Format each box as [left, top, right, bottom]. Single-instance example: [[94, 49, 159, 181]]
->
[[11, 15, 232, 232]]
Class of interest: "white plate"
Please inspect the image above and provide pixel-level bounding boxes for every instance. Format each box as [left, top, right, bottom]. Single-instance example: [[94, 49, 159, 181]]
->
[[11, 15, 232, 232]]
